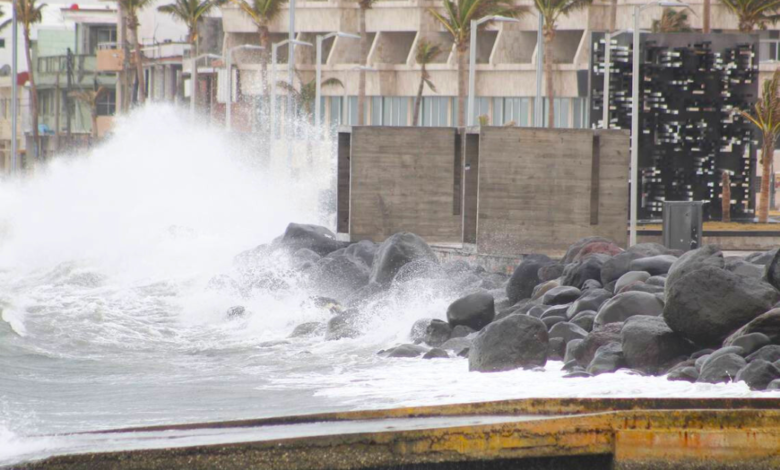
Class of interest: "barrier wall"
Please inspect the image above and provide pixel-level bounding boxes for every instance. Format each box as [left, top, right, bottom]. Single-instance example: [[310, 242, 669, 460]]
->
[[476, 127, 629, 255], [343, 126, 462, 243], [338, 126, 630, 254]]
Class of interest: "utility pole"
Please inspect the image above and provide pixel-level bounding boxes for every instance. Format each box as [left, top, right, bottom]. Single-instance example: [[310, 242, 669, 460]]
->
[[11, 0, 18, 173], [55, 72, 61, 152], [66, 48, 73, 136]]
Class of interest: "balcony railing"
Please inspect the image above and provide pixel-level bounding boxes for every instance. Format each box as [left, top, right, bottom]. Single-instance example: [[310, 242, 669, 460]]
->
[[37, 54, 97, 75]]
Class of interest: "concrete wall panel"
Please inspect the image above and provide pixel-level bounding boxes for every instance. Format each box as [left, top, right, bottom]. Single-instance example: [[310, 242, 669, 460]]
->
[[348, 126, 461, 243], [476, 127, 629, 255]]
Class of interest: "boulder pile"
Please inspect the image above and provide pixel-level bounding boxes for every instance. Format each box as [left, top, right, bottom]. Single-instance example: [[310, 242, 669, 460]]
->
[[237, 224, 780, 392]]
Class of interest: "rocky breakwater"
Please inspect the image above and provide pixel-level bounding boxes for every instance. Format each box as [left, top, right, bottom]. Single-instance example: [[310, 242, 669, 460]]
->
[[392, 237, 780, 390], [233, 224, 780, 391]]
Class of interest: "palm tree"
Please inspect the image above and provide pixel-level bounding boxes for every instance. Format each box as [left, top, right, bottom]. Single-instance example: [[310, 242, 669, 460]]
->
[[428, 0, 526, 127], [412, 40, 442, 127], [158, 0, 215, 78], [535, 0, 593, 129], [228, 0, 288, 95], [276, 72, 344, 119], [652, 8, 693, 32], [118, 0, 154, 104], [357, 0, 378, 126], [609, 0, 617, 32], [720, 0, 780, 31], [740, 69, 780, 223], [69, 84, 107, 141], [15, 0, 45, 159]]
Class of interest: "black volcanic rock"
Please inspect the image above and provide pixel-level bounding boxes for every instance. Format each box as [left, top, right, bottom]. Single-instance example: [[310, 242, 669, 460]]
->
[[468, 314, 548, 372], [447, 292, 495, 330]]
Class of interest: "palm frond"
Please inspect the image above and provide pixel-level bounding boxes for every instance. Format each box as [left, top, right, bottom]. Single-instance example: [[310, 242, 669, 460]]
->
[[416, 40, 443, 65], [423, 77, 437, 93], [720, 0, 780, 30], [428, 0, 527, 46], [321, 77, 344, 88]]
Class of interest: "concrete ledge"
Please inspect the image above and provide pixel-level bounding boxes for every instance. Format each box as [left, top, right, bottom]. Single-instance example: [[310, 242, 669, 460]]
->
[[638, 231, 780, 251], [18, 399, 780, 470]]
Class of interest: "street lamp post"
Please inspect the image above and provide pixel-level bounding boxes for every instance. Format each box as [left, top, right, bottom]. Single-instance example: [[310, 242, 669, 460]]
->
[[535, 13, 543, 128], [11, 0, 18, 173], [468, 15, 519, 126], [602, 32, 612, 130], [629, 1, 689, 246], [316, 32, 359, 129], [190, 52, 223, 118], [226, 44, 264, 132]]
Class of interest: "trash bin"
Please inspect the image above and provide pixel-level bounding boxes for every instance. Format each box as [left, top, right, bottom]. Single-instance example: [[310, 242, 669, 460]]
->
[[662, 201, 704, 251]]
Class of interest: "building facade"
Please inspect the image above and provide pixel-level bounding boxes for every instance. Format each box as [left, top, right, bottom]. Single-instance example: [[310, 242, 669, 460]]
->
[[218, 0, 780, 131]]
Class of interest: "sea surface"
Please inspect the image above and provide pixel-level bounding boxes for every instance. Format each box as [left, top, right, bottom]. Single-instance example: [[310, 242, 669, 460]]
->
[[0, 106, 775, 467]]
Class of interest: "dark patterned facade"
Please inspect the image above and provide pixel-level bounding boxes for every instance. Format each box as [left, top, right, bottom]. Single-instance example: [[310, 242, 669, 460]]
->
[[590, 33, 759, 221]]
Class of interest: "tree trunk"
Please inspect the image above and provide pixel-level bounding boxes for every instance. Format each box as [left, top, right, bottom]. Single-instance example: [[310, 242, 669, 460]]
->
[[609, 0, 617, 32], [544, 31, 554, 128], [721, 171, 731, 223], [759, 136, 774, 223], [358, 6, 367, 125], [132, 21, 146, 103], [703, 0, 711, 33], [259, 26, 270, 95], [24, 28, 39, 161], [91, 110, 99, 141], [412, 69, 426, 127], [457, 45, 466, 127]]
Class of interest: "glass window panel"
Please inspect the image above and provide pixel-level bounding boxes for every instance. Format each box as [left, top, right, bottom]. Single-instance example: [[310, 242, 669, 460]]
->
[[329, 96, 342, 127], [493, 98, 504, 126], [573, 98, 583, 128], [398, 98, 408, 126], [519, 98, 530, 127], [371, 96, 382, 125], [348, 96, 358, 125], [438, 97, 449, 126], [382, 97, 391, 126]]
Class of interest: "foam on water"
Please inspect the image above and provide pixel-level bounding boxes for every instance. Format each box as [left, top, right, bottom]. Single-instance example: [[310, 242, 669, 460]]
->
[[0, 105, 777, 467]]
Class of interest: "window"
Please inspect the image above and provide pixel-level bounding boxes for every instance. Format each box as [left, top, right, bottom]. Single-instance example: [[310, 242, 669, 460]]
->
[[422, 97, 449, 127], [470, 97, 489, 125], [347, 96, 358, 125], [544, 98, 571, 128], [371, 96, 382, 125], [96, 88, 116, 116], [572, 97, 588, 128], [0, 39, 5, 49], [382, 97, 409, 126], [89, 26, 118, 54], [498, 98, 531, 127], [760, 40, 780, 62], [329, 96, 342, 127]]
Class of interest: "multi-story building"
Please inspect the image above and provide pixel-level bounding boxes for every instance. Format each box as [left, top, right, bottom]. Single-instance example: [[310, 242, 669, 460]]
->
[[217, 0, 780, 131], [33, 4, 118, 145], [0, 76, 30, 172]]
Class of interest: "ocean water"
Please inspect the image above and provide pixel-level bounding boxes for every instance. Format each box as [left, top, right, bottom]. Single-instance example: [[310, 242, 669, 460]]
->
[[0, 106, 776, 467]]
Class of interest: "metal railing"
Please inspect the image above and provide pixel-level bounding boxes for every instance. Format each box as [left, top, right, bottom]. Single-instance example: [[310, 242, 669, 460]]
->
[[37, 54, 97, 75]]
